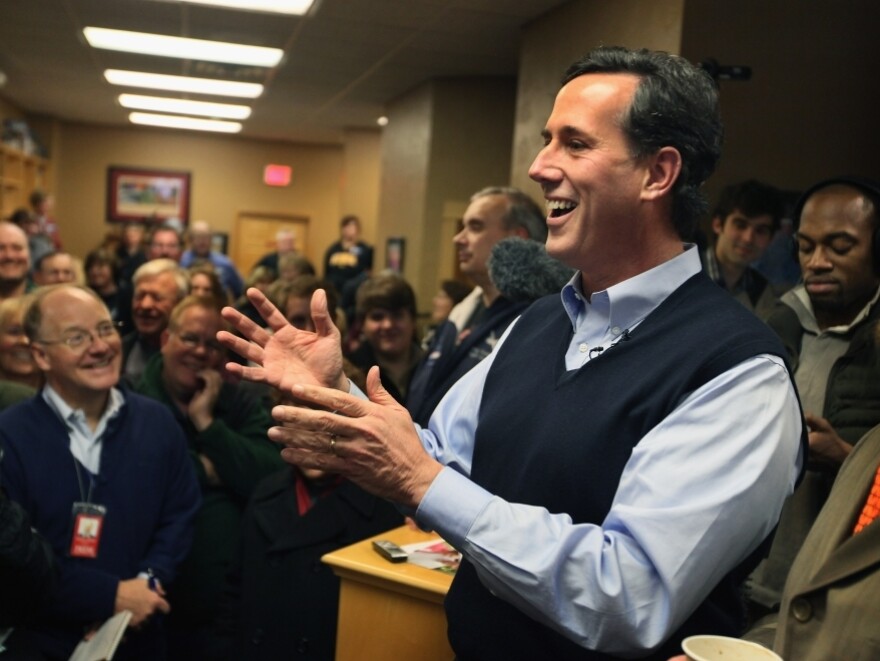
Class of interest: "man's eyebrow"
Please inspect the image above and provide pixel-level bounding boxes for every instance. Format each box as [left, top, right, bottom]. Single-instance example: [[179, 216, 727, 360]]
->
[[796, 231, 857, 243], [541, 125, 585, 140]]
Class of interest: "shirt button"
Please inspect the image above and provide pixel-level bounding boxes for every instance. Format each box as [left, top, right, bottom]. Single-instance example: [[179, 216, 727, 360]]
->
[[791, 597, 812, 622], [579, 343, 588, 353]]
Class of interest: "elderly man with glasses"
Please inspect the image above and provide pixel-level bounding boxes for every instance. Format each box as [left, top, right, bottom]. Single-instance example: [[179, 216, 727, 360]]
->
[[134, 294, 282, 660], [0, 283, 200, 660]]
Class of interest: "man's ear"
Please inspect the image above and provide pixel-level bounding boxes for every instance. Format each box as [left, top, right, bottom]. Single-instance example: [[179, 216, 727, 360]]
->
[[641, 146, 682, 201], [711, 215, 724, 236], [510, 226, 530, 240], [30, 343, 50, 372]]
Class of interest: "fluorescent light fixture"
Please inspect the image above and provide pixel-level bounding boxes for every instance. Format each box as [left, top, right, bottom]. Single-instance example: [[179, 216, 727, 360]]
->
[[84, 27, 283, 67], [161, 0, 315, 15], [119, 94, 251, 119], [129, 112, 242, 133], [105, 70, 263, 98]]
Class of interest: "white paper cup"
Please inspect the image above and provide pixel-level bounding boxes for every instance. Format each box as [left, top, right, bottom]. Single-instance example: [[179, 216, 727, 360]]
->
[[682, 635, 782, 661]]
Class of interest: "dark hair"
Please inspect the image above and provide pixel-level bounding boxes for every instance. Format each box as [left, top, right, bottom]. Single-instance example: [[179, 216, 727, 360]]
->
[[794, 176, 880, 235], [562, 46, 722, 239], [440, 279, 473, 306], [187, 263, 228, 303], [29, 189, 48, 209], [84, 248, 120, 282], [10, 208, 32, 227], [149, 224, 182, 247], [470, 187, 548, 242], [271, 275, 339, 316], [355, 273, 417, 318], [712, 180, 785, 232], [34, 250, 67, 273], [340, 215, 360, 229]]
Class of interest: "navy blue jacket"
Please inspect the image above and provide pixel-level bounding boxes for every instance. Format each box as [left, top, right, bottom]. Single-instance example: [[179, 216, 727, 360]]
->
[[0, 391, 200, 659]]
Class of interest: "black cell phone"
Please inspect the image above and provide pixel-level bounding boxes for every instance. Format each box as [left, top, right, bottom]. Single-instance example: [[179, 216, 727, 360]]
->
[[372, 539, 408, 563]]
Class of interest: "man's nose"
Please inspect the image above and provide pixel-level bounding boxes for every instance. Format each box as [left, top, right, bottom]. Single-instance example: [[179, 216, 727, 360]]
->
[[804, 246, 832, 271], [528, 144, 558, 184]]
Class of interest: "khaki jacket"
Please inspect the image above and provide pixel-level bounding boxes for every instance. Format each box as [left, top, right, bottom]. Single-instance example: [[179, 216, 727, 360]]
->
[[748, 424, 880, 660]]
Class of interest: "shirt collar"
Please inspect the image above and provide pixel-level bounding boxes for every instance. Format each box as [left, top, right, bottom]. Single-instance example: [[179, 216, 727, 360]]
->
[[42, 384, 125, 429], [788, 283, 880, 335], [561, 244, 702, 331]]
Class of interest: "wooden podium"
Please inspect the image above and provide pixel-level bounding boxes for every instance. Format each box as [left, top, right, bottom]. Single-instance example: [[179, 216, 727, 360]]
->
[[322, 526, 454, 661]]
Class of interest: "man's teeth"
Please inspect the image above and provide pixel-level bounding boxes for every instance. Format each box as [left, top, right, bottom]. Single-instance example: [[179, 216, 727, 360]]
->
[[547, 200, 577, 216]]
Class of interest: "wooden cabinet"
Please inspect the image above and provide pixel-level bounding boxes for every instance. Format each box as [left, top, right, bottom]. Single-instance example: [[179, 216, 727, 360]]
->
[[0, 143, 50, 220]]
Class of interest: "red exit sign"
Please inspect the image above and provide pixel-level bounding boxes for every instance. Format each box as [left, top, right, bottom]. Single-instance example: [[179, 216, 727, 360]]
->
[[264, 164, 292, 187]]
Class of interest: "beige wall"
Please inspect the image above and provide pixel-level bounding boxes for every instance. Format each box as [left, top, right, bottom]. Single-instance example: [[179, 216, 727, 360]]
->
[[511, 0, 685, 196], [53, 123, 384, 273], [378, 77, 516, 309], [341, 128, 382, 257], [680, 0, 880, 208], [377, 81, 433, 297]]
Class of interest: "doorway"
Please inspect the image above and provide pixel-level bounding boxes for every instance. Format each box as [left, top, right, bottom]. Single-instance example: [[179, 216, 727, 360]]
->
[[232, 212, 310, 277]]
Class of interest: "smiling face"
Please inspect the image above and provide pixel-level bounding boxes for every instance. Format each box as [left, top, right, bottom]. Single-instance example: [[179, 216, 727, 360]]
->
[[0, 305, 37, 382], [87, 261, 113, 291], [132, 271, 182, 341], [160, 304, 225, 398], [0, 222, 30, 286], [528, 73, 650, 287], [712, 211, 775, 269], [361, 307, 415, 361], [796, 185, 879, 329], [31, 288, 122, 407]]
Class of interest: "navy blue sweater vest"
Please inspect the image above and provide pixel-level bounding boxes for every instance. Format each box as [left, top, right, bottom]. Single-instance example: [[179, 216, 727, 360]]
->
[[446, 272, 797, 660]]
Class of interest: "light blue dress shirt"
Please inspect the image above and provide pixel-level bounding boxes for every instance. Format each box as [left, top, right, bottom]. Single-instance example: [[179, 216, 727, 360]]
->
[[43, 385, 125, 476], [413, 246, 804, 656]]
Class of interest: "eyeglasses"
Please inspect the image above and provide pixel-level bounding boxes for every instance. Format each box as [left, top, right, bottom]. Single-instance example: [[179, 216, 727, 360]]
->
[[174, 331, 224, 354], [2, 324, 26, 338], [35, 321, 122, 352]]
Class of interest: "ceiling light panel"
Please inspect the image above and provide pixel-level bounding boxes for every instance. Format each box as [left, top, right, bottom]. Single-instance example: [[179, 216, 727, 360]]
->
[[104, 70, 264, 98], [129, 112, 242, 133], [119, 94, 251, 119], [150, 0, 315, 15], [84, 27, 283, 67]]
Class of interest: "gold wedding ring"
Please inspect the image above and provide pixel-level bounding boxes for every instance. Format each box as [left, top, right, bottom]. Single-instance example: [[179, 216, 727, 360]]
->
[[329, 434, 338, 455]]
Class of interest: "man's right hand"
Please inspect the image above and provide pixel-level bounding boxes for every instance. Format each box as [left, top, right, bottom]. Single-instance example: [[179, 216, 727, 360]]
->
[[219, 288, 347, 395], [115, 578, 170, 628]]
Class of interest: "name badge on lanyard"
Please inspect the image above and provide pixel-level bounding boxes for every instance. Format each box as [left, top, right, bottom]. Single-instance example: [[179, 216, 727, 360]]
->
[[69, 502, 107, 558]]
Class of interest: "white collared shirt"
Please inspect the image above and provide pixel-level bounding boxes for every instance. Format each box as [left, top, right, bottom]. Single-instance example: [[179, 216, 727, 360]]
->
[[42, 385, 125, 476]]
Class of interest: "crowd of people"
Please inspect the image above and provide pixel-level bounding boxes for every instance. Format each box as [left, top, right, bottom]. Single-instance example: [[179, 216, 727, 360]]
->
[[1, 44, 879, 661]]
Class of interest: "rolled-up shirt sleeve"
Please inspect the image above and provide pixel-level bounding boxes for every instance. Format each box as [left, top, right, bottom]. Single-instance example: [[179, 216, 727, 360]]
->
[[415, 353, 803, 656]]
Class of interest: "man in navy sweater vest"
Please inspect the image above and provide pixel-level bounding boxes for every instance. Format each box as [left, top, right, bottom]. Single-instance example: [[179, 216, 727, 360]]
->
[[220, 47, 805, 660]]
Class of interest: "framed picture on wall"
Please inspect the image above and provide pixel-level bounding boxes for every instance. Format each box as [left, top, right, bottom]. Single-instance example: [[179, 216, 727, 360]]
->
[[106, 166, 191, 224], [386, 237, 405, 273]]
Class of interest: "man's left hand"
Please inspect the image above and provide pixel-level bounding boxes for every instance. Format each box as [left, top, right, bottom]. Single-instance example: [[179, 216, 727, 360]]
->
[[269, 366, 442, 508]]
